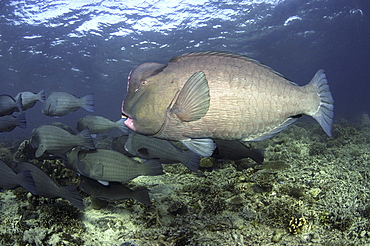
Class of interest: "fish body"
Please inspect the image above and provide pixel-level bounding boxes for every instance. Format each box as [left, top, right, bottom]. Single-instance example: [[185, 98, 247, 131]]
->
[[14, 162, 83, 210], [0, 94, 22, 116], [30, 125, 95, 157], [122, 51, 334, 156], [125, 133, 200, 172], [79, 175, 150, 206], [42, 92, 94, 117], [0, 113, 27, 132], [76, 115, 127, 134], [0, 160, 36, 194], [66, 148, 163, 183], [15, 90, 46, 110]]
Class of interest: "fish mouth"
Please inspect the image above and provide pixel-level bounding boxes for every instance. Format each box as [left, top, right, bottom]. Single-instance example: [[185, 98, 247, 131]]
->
[[124, 118, 136, 131], [121, 112, 129, 119]]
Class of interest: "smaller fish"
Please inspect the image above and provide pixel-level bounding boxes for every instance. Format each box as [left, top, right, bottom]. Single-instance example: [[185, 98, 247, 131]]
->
[[66, 148, 164, 183], [14, 162, 84, 210], [79, 175, 151, 206], [0, 160, 36, 195], [42, 92, 94, 117], [0, 113, 27, 133], [0, 94, 22, 116], [212, 140, 264, 164], [124, 133, 201, 172], [76, 115, 127, 134], [31, 125, 95, 158], [15, 90, 46, 110]]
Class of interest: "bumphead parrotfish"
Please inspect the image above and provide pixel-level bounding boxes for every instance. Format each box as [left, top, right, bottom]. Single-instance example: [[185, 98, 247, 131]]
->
[[122, 51, 334, 157]]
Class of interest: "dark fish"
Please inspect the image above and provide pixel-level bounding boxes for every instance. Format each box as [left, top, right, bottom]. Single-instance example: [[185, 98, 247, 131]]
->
[[42, 92, 94, 117], [0, 160, 36, 195], [0, 94, 22, 116], [122, 51, 334, 157], [30, 125, 95, 158], [212, 140, 264, 164], [76, 115, 127, 134], [125, 133, 200, 172], [14, 162, 84, 210], [66, 148, 164, 183], [0, 113, 27, 132], [79, 175, 151, 206], [15, 90, 46, 110]]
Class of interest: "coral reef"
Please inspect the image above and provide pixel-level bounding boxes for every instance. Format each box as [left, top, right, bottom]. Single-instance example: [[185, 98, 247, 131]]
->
[[1, 116, 370, 245]]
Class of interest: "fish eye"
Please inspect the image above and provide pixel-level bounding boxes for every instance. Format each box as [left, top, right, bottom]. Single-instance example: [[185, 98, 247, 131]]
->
[[141, 80, 147, 85]]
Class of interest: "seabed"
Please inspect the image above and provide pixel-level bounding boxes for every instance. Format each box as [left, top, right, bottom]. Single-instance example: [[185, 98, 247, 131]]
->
[[1, 115, 370, 246]]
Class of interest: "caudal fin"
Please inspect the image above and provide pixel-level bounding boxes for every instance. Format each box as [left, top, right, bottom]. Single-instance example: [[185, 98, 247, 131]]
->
[[183, 150, 201, 172], [37, 90, 46, 103], [78, 129, 96, 150], [17, 170, 37, 195], [145, 160, 164, 176], [63, 185, 84, 210], [309, 70, 334, 136], [132, 188, 151, 206], [81, 94, 95, 113], [17, 113, 27, 129], [115, 118, 128, 133]]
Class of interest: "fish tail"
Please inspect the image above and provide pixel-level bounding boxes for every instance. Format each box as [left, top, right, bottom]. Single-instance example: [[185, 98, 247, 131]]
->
[[17, 113, 27, 129], [78, 129, 96, 150], [63, 185, 84, 210], [145, 160, 164, 176], [37, 90, 46, 103], [81, 94, 95, 113], [309, 69, 334, 136], [115, 118, 128, 133], [183, 150, 201, 172], [132, 188, 151, 206], [15, 94, 23, 113], [17, 170, 37, 195], [246, 148, 265, 164]]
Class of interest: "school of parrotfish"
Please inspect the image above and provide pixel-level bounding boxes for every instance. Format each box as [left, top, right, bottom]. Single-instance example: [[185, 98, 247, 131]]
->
[[0, 51, 333, 210]]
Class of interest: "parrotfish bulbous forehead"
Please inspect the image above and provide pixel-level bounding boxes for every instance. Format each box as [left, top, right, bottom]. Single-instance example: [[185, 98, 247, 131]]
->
[[122, 62, 176, 135]]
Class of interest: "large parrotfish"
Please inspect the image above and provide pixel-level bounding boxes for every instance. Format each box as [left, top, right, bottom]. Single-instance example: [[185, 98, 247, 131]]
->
[[122, 51, 334, 157]]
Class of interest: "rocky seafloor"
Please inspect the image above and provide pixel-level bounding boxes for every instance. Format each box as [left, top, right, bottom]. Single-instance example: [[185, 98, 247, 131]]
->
[[1, 115, 370, 246]]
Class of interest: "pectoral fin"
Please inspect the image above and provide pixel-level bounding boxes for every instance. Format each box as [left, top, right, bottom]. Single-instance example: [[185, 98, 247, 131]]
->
[[171, 71, 210, 122], [35, 144, 46, 158], [181, 138, 215, 157], [91, 163, 104, 178]]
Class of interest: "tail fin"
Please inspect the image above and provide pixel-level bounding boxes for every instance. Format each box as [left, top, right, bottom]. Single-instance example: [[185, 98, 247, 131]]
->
[[37, 90, 46, 103], [246, 148, 265, 164], [309, 70, 334, 136], [145, 160, 164, 176], [183, 150, 201, 172], [15, 94, 23, 113], [17, 113, 27, 129], [63, 185, 84, 210], [81, 94, 94, 113], [132, 188, 151, 206], [78, 129, 96, 150], [115, 118, 128, 133], [17, 170, 37, 195]]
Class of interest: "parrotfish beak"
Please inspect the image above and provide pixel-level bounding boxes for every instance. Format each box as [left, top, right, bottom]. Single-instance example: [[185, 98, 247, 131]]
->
[[124, 118, 136, 131]]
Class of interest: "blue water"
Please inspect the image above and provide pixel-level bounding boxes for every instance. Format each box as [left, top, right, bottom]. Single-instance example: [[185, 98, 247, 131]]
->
[[0, 0, 369, 139]]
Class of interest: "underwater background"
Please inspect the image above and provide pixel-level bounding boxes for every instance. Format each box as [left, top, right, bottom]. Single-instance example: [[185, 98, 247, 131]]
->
[[1, 0, 370, 245]]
